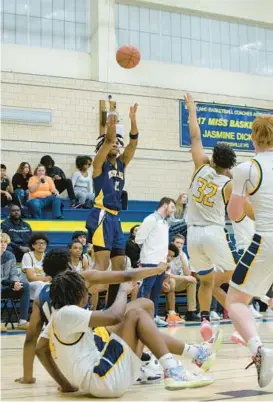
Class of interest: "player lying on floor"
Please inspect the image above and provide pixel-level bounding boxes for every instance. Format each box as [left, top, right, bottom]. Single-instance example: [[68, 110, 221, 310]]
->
[[15, 249, 167, 385], [35, 271, 223, 397]]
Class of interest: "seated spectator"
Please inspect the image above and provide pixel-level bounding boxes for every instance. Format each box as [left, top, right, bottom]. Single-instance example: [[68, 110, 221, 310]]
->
[[71, 230, 88, 253], [68, 240, 89, 273], [1, 232, 30, 332], [125, 225, 140, 268], [40, 155, 80, 208], [1, 164, 20, 208], [21, 233, 50, 300], [72, 156, 94, 208], [1, 205, 32, 262], [170, 234, 199, 321], [85, 243, 95, 269], [12, 162, 32, 207], [27, 164, 63, 219]]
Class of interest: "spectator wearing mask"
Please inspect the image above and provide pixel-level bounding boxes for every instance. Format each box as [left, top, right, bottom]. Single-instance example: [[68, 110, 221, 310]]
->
[[1, 164, 20, 208], [1, 232, 30, 332], [27, 164, 63, 219], [1, 205, 32, 262], [125, 225, 140, 268], [68, 240, 89, 273], [170, 234, 198, 321], [136, 197, 175, 327], [40, 155, 80, 208], [72, 155, 94, 208], [162, 243, 184, 324], [21, 233, 51, 300], [12, 162, 32, 207]]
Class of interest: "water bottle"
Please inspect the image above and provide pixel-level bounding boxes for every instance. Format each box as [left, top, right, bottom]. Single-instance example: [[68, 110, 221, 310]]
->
[[255, 301, 260, 312]]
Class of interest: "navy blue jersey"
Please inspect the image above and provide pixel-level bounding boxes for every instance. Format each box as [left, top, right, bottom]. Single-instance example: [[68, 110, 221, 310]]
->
[[39, 284, 52, 325], [93, 158, 125, 212]]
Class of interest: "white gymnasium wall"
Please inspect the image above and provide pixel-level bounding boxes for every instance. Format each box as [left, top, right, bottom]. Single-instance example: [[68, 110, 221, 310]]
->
[[1, 0, 273, 200]]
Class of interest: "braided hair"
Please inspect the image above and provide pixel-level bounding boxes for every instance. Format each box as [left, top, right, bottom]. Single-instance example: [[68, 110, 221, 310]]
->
[[95, 133, 124, 154], [50, 271, 86, 309]]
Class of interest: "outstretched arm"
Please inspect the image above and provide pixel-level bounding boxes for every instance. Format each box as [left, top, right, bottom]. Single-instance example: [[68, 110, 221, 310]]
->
[[120, 103, 138, 166], [93, 114, 117, 178], [184, 93, 209, 169], [81, 263, 167, 285]]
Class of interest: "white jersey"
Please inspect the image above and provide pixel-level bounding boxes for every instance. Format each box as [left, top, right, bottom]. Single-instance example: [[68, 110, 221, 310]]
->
[[42, 305, 100, 392], [232, 152, 273, 232], [187, 164, 230, 227], [232, 215, 255, 251]]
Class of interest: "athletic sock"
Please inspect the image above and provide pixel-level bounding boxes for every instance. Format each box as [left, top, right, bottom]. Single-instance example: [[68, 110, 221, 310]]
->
[[247, 336, 262, 355], [159, 353, 179, 370], [106, 284, 120, 308], [168, 310, 176, 315], [182, 344, 199, 359], [201, 311, 210, 322]]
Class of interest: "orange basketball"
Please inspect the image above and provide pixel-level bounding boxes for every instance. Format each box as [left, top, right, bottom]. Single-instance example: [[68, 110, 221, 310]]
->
[[116, 45, 141, 69]]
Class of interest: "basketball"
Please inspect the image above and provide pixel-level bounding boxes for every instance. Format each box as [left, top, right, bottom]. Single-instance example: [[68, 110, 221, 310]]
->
[[116, 45, 141, 69]]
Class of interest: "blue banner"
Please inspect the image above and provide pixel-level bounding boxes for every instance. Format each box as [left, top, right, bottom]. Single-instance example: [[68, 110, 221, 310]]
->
[[180, 102, 273, 152]]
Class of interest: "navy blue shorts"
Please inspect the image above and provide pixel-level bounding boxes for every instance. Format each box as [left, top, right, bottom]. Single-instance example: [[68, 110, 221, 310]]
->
[[86, 207, 125, 251]]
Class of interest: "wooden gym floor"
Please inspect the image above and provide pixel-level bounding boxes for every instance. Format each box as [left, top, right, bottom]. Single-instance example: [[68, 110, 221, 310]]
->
[[1, 320, 273, 401]]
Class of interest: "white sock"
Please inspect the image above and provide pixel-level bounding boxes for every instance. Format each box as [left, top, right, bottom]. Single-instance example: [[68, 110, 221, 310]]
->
[[169, 310, 175, 315], [247, 336, 262, 355], [19, 319, 27, 324], [159, 353, 179, 370], [182, 344, 199, 359]]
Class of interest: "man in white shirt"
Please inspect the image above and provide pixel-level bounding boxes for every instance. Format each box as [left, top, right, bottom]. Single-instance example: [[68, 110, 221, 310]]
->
[[36, 271, 219, 396], [136, 197, 176, 327]]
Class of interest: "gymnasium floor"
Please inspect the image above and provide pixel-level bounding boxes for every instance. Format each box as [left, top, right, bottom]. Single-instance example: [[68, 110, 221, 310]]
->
[[1, 320, 273, 402]]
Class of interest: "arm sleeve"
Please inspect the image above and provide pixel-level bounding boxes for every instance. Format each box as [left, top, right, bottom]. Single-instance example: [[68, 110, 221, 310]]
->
[[58, 168, 66, 180], [71, 172, 79, 187], [56, 306, 92, 335], [135, 216, 156, 245], [10, 256, 19, 282], [232, 161, 253, 197], [47, 177, 56, 192]]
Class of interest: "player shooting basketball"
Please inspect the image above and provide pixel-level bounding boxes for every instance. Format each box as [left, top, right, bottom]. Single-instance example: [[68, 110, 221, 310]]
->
[[86, 104, 139, 308]]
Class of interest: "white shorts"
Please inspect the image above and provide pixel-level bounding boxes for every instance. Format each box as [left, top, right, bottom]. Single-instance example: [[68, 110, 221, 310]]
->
[[88, 333, 141, 398], [230, 232, 273, 298], [187, 225, 238, 274]]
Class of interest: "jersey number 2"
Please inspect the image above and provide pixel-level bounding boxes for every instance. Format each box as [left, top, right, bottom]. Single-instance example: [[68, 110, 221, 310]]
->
[[193, 178, 218, 207], [114, 181, 120, 192]]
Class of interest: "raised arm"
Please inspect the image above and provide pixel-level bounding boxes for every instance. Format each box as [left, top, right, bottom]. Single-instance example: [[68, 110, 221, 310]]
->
[[93, 114, 117, 178], [81, 263, 167, 285], [184, 93, 209, 169], [120, 103, 139, 166]]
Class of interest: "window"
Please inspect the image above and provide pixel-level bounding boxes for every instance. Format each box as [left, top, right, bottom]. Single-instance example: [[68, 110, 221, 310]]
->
[[115, 3, 273, 76], [1, 0, 90, 52]]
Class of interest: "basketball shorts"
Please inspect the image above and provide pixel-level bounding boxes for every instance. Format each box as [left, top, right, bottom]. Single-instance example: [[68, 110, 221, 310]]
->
[[187, 225, 238, 274], [230, 232, 273, 298], [86, 207, 125, 251], [89, 333, 141, 398], [93, 327, 110, 352]]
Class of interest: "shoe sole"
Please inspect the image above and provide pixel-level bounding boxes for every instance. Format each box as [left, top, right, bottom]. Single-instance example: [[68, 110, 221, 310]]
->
[[230, 335, 246, 346], [200, 323, 213, 342], [135, 377, 162, 385], [165, 378, 215, 390], [259, 348, 273, 388], [212, 327, 223, 354]]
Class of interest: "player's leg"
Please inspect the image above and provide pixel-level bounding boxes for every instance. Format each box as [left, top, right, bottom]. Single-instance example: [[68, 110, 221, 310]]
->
[[226, 233, 273, 388], [213, 271, 233, 308]]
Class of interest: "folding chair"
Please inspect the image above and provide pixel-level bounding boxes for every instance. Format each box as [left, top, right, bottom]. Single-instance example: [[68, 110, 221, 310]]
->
[[1, 298, 20, 329]]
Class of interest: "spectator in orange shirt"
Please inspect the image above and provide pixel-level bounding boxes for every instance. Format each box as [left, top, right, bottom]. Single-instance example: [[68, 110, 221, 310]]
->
[[27, 164, 63, 219]]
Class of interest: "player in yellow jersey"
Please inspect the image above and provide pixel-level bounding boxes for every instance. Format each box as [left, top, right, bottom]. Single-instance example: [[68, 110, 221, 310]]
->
[[227, 114, 273, 388]]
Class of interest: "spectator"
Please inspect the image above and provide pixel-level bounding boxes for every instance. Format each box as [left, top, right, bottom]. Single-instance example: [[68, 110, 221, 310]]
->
[[1, 232, 30, 332], [1, 164, 20, 208], [72, 230, 88, 252], [68, 240, 89, 273], [85, 243, 95, 269], [175, 193, 188, 220], [136, 197, 176, 327], [21, 233, 51, 300], [1, 204, 32, 262], [12, 162, 32, 207], [125, 224, 140, 268], [162, 243, 184, 324], [72, 155, 94, 208], [40, 155, 80, 208], [27, 164, 63, 219], [170, 234, 199, 321]]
